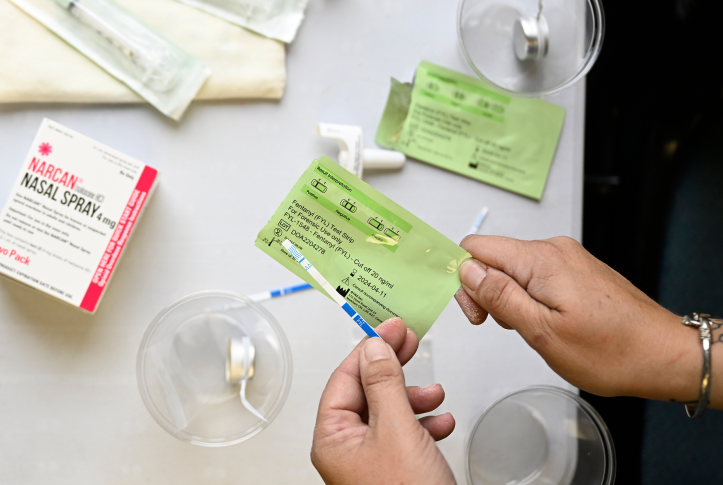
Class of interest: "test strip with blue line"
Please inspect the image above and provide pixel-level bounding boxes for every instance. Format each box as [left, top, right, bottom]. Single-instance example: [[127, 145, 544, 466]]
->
[[248, 282, 313, 302], [469, 206, 489, 235], [281, 239, 381, 339]]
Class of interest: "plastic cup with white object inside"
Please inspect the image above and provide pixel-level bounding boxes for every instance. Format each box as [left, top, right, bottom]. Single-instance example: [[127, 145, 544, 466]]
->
[[467, 386, 615, 485], [457, 0, 605, 96], [136, 290, 292, 446]]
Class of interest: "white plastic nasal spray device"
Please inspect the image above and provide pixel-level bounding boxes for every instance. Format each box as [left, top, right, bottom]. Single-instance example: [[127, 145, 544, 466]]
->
[[317, 123, 406, 179]]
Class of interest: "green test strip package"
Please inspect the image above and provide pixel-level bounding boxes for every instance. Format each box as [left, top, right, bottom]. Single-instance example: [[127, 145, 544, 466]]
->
[[10, 0, 210, 120], [256, 156, 471, 340], [376, 61, 566, 200]]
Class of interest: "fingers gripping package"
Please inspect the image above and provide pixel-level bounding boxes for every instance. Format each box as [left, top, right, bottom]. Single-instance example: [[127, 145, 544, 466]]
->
[[255, 156, 471, 340], [0, 119, 158, 313], [9, 0, 210, 120]]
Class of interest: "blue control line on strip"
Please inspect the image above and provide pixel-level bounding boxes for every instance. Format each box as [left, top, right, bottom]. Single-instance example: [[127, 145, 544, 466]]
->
[[282, 239, 381, 339], [249, 282, 313, 302]]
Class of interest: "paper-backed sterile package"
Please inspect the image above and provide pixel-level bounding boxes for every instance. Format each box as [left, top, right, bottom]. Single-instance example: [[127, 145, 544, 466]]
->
[[0, 119, 158, 313], [176, 0, 307, 43], [255, 156, 470, 340], [8, 0, 210, 120], [0, 0, 286, 108]]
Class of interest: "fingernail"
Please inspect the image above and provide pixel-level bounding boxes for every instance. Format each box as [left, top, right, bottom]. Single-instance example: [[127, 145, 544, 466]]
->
[[460, 260, 487, 290], [421, 383, 439, 390], [364, 337, 390, 362]]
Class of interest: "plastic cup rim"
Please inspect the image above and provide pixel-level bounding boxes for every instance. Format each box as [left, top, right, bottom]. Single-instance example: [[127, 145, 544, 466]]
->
[[456, 0, 606, 97], [465, 384, 616, 485], [136, 290, 293, 447]]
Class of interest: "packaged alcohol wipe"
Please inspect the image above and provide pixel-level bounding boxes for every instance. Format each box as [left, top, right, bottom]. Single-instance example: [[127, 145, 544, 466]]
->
[[9, 0, 211, 120], [175, 0, 307, 43]]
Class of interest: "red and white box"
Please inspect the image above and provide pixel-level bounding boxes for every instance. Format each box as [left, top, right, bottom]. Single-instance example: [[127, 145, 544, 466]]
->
[[0, 119, 158, 313]]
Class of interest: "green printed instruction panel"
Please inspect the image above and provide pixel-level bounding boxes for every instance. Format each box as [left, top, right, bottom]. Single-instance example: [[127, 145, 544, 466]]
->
[[376, 61, 566, 200], [255, 156, 470, 339]]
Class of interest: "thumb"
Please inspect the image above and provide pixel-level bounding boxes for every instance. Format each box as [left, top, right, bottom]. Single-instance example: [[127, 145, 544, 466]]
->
[[360, 337, 417, 431], [459, 260, 549, 338]]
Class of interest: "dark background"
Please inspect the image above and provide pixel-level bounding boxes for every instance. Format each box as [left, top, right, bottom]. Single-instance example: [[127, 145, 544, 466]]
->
[[580, 0, 723, 482]]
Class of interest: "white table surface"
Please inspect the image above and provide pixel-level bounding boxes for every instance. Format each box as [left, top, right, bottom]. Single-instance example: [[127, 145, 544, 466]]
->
[[0, 0, 584, 483]]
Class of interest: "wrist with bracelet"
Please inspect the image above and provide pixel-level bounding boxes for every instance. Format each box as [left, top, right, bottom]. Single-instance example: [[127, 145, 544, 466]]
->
[[681, 313, 717, 418]]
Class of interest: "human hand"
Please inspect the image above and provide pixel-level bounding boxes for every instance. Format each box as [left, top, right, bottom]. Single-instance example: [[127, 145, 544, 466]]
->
[[311, 318, 456, 485], [455, 235, 721, 407]]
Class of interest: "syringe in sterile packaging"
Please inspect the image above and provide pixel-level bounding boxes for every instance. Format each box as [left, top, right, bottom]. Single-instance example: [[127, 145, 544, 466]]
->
[[54, 0, 183, 92]]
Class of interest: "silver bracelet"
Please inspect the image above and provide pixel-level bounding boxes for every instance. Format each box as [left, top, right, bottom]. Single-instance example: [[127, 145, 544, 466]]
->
[[681, 313, 712, 419]]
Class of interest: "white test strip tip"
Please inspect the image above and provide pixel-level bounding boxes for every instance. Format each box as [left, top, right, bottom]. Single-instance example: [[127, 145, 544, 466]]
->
[[281, 239, 381, 339], [469, 206, 489, 235]]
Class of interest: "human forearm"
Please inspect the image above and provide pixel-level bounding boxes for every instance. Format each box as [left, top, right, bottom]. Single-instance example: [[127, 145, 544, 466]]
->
[[662, 316, 723, 411], [710, 319, 723, 409], [456, 235, 723, 412], [610, 309, 723, 410]]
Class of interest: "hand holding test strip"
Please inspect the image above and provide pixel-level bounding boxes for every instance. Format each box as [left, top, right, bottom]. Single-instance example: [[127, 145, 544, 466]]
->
[[311, 318, 456, 484]]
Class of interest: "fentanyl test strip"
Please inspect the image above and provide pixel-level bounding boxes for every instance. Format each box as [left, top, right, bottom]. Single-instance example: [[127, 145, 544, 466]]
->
[[282, 239, 381, 339], [469, 206, 489, 235], [249, 282, 313, 302], [203, 282, 314, 313]]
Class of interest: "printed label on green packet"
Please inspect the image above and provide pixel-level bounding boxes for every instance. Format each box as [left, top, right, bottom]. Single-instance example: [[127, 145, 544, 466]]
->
[[255, 156, 470, 339], [376, 61, 566, 200]]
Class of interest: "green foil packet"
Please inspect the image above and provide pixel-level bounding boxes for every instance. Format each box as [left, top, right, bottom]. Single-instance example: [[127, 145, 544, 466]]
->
[[255, 156, 470, 339], [375, 61, 566, 200]]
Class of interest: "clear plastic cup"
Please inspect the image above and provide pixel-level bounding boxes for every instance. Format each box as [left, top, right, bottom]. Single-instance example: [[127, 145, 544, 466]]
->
[[467, 386, 615, 485], [136, 291, 292, 447], [458, 0, 605, 96]]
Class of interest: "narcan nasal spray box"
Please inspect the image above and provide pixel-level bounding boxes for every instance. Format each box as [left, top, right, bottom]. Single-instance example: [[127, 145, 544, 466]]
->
[[0, 119, 158, 312]]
